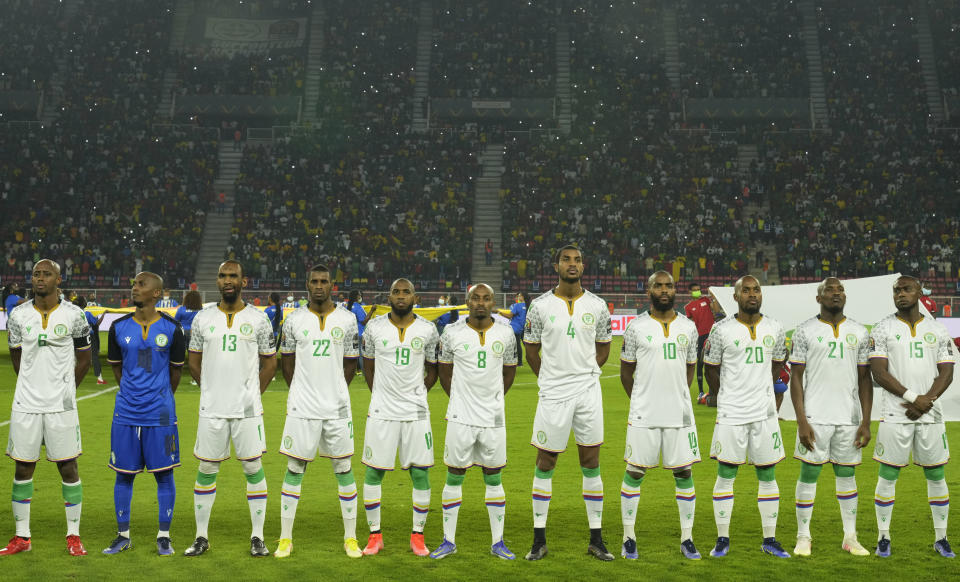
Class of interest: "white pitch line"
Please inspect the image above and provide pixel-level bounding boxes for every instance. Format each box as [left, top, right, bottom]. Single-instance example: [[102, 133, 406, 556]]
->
[[0, 385, 118, 427]]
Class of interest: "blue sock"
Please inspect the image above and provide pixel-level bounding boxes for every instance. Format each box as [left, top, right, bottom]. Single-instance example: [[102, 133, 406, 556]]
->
[[114, 473, 135, 534], [155, 470, 175, 532]]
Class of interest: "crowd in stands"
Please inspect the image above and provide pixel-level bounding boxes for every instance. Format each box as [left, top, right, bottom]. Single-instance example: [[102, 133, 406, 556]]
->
[[0, 0, 66, 93], [930, 0, 960, 94]]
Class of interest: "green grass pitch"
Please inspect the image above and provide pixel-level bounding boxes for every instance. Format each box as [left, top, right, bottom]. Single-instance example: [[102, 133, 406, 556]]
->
[[0, 333, 956, 580]]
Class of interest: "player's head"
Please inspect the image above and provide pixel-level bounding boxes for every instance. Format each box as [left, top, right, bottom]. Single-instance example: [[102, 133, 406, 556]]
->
[[269, 292, 280, 306], [689, 283, 702, 298], [216, 260, 245, 302], [553, 244, 583, 284], [306, 265, 332, 305], [733, 275, 762, 315], [31, 259, 61, 298], [647, 271, 676, 311], [893, 275, 921, 312], [162, 288, 171, 299], [467, 283, 495, 321], [388, 278, 416, 317], [348, 290, 362, 305], [131, 271, 163, 308], [72, 295, 88, 310], [183, 290, 203, 310], [816, 277, 846, 314]]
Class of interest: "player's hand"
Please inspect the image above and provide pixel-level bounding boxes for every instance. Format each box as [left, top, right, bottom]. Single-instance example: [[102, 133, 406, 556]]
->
[[854, 422, 871, 449], [900, 402, 925, 420], [913, 393, 934, 413], [797, 421, 816, 452]]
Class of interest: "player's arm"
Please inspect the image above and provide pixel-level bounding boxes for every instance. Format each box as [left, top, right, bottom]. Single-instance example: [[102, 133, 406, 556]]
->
[[10, 348, 21, 375], [188, 351, 202, 386], [258, 353, 277, 394], [423, 360, 439, 391], [789, 363, 815, 450], [910, 362, 955, 418], [343, 357, 357, 388], [704, 363, 720, 405], [595, 341, 611, 367], [854, 365, 873, 448], [620, 360, 636, 398], [502, 362, 516, 394], [524, 342, 542, 376], [703, 328, 722, 406], [168, 325, 186, 393], [74, 345, 92, 387], [362, 357, 375, 391], [107, 322, 123, 385], [438, 362, 453, 396], [770, 359, 785, 382], [686, 362, 695, 390], [281, 352, 296, 387]]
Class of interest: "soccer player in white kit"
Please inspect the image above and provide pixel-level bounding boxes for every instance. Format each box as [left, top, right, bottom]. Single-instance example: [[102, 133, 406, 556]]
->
[[869, 275, 955, 558], [274, 265, 361, 559], [184, 260, 277, 557], [789, 277, 873, 557], [619, 271, 702, 560], [429, 283, 517, 560], [523, 245, 614, 562], [2, 259, 92, 557], [704, 275, 790, 558], [360, 279, 439, 557]]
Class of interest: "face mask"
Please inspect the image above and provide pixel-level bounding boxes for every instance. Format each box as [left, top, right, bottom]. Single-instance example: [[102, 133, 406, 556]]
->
[[438, 298, 445, 306], [922, 288, 932, 296], [691, 290, 702, 298]]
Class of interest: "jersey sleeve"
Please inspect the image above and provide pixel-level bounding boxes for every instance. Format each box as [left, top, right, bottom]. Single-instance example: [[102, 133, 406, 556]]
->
[[856, 327, 870, 366], [789, 326, 808, 365], [424, 325, 439, 364], [703, 324, 724, 365], [344, 316, 360, 359], [362, 322, 376, 359], [595, 303, 612, 343], [6, 311, 22, 349], [937, 327, 956, 364], [256, 313, 276, 356], [869, 322, 887, 359], [620, 323, 637, 363], [523, 303, 543, 344], [772, 323, 787, 361], [279, 316, 296, 354], [438, 327, 454, 364], [72, 308, 92, 350], [189, 314, 204, 353], [684, 325, 698, 364], [502, 330, 518, 366], [169, 324, 186, 366]]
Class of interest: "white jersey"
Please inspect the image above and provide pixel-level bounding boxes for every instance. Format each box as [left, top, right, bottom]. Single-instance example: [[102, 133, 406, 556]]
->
[[789, 315, 870, 425], [704, 314, 787, 424], [869, 314, 955, 424], [6, 300, 91, 413], [280, 305, 360, 420], [439, 318, 517, 428], [523, 288, 612, 401], [620, 312, 699, 428], [189, 303, 276, 418], [362, 314, 439, 421]]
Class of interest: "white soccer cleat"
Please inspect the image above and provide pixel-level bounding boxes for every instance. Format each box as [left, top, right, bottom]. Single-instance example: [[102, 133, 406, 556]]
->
[[842, 535, 870, 556], [794, 536, 812, 557]]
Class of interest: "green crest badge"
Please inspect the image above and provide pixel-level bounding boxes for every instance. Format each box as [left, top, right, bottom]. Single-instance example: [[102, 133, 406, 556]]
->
[[536, 430, 547, 444], [845, 333, 858, 346], [712, 441, 722, 455], [283, 436, 293, 449], [625, 444, 633, 458], [239, 323, 254, 336], [677, 334, 689, 346], [797, 443, 807, 454], [410, 337, 424, 351], [364, 446, 373, 459], [923, 332, 937, 345], [155, 334, 169, 347], [582, 313, 596, 325], [491, 340, 505, 355], [54, 324, 68, 336], [875, 443, 884, 456], [331, 327, 344, 340], [763, 335, 775, 347]]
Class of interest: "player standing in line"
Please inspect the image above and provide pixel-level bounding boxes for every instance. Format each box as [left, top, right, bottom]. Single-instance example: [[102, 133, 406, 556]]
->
[[184, 260, 277, 557], [788, 277, 872, 557], [523, 244, 614, 562], [704, 275, 790, 558], [157, 290, 179, 309], [869, 276, 955, 558], [429, 283, 517, 560], [1, 259, 91, 556], [360, 279, 439, 557], [274, 265, 362, 559], [102, 272, 185, 556], [684, 283, 714, 403], [619, 271, 702, 560]]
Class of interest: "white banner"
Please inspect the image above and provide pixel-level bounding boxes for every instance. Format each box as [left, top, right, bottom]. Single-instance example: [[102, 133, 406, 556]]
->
[[709, 274, 960, 421], [203, 17, 307, 54]]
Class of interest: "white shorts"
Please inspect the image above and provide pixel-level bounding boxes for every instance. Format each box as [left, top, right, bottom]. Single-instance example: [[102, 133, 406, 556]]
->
[[194, 416, 266, 461], [624, 425, 701, 469], [710, 416, 786, 466], [793, 424, 862, 465], [6, 410, 82, 463], [531, 387, 603, 452], [443, 421, 507, 470], [873, 422, 950, 468], [361, 418, 434, 470], [279, 416, 354, 461]]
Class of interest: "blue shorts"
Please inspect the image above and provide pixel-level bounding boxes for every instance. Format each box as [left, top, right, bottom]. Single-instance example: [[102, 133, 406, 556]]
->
[[109, 423, 181, 473], [773, 380, 788, 394]]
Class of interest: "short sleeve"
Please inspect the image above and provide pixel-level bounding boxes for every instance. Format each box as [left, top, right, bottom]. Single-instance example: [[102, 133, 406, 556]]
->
[[344, 316, 360, 359], [107, 322, 122, 363], [524, 303, 543, 343], [362, 323, 376, 359], [438, 327, 454, 364], [772, 324, 787, 361], [620, 323, 638, 363], [73, 309, 92, 350], [501, 331, 517, 366], [938, 327, 956, 364], [279, 316, 296, 354], [424, 325, 439, 364], [7, 311, 22, 348], [595, 303, 612, 343], [703, 324, 723, 365], [170, 324, 186, 366], [684, 325, 698, 364], [856, 328, 870, 366], [869, 323, 887, 359], [789, 327, 808, 365], [256, 313, 276, 355], [189, 314, 204, 352]]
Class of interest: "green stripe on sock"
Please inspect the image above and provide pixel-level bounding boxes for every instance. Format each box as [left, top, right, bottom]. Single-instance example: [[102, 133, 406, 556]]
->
[[799, 462, 822, 483], [623, 471, 644, 487], [446, 472, 466, 487], [284, 470, 305, 486], [62, 481, 82, 505], [923, 466, 945, 481], [483, 472, 502, 486], [12, 480, 33, 502], [580, 466, 601, 478], [674, 476, 694, 489], [196, 472, 218, 486], [755, 466, 776, 481], [534, 467, 554, 479], [334, 470, 355, 487], [245, 468, 266, 484], [364, 467, 385, 485], [718, 463, 739, 479], [410, 467, 430, 490], [879, 463, 901, 481], [832, 465, 855, 478]]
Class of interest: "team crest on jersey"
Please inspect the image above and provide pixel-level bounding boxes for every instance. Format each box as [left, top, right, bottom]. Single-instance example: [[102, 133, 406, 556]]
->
[[155, 334, 169, 347], [54, 324, 68, 336], [762, 335, 774, 347], [582, 313, 596, 326], [364, 446, 373, 459], [410, 337, 425, 351], [677, 334, 689, 346], [923, 332, 937, 345], [625, 444, 633, 458], [536, 430, 547, 444], [239, 323, 254, 336], [491, 340, 505, 355], [845, 333, 858, 346], [331, 327, 345, 340]]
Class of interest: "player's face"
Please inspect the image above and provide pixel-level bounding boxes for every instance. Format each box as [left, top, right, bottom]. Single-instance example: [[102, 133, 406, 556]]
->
[[816, 278, 846, 314], [893, 278, 920, 311], [306, 270, 332, 305], [735, 277, 762, 315], [31, 261, 61, 298], [388, 281, 415, 317], [555, 249, 584, 283], [468, 286, 495, 320], [217, 263, 245, 302], [648, 275, 676, 311], [131, 273, 161, 308]]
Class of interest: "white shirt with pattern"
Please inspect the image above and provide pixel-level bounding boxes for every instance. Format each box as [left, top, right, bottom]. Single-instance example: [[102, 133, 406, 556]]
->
[[362, 314, 439, 421]]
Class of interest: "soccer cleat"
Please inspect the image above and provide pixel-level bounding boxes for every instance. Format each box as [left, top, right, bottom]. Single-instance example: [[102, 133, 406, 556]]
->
[[0, 536, 31, 555], [934, 538, 955, 558], [621, 538, 638, 559], [761, 537, 791, 558], [680, 539, 702, 560], [66, 535, 87, 556], [410, 532, 429, 556], [794, 535, 812, 557], [343, 538, 362, 558], [275, 539, 292, 558], [841, 535, 869, 556], [490, 540, 515, 560], [362, 533, 384, 556], [710, 536, 730, 557], [250, 536, 269, 557], [525, 541, 548, 561], [428, 539, 457, 560], [698, 394, 707, 405], [587, 539, 615, 561], [102, 535, 132, 555], [96, 377, 108, 385], [156, 537, 174, 556], [183, 536, 209, 557], [875, 537, 891, 558]]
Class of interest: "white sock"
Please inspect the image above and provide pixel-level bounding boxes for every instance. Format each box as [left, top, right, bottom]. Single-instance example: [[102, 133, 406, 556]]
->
[[412, 488, 430, 533], [485, 484, 506, 544], [835, 476, 858, 536], [63, 481, 82, 537], [758, 479, 780, 538], [582, 474, 604, 529], [532, 474, 552, 528], [279, 472, 302, 540], [874, 477, 896, 540], [675, 482, 696, 542], [193, 477, 216, 539], [713, 476, 735, 537], [620, 477, 642, 541], [246, 472, 268, 539], [363, 483, 382, 532], [338, 482, 358, 540], [795, 480, 816, 538], [12, 479, 32, 538], [927, 478, 949, 541], [441, 484, 462, 543]]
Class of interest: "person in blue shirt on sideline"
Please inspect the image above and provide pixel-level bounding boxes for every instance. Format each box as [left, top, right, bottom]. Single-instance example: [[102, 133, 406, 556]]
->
[[158, 290, 179, 309], [175, 291, 203, 385], [346, 290, 367, 339], [506, 291, 529, 366], [264, 292, 282, 343], [103, 272, 186, 556], [434, 294, 460, 336], [73, 296, 107, 385], [3, 282, 26, 315]]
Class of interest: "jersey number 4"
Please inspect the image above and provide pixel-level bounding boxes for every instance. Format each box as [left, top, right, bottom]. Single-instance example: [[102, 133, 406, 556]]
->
[[566, 321, 576, 339]]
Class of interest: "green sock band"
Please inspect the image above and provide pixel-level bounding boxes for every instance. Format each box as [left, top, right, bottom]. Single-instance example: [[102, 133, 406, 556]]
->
[[534, 467, 554, 479], [11, 480, 32, 502], [364, 467, 385, 485], [580, 466, 601, 478], [833, 464, 855, 478], [410, 467, 430, 490], [674, 476, 694, 489], [718, 463, 739, 479], [799, 462, 822, 483], [284, 470, 305, 486], [878, 463, 901, 481], [445, 472, 466, 487], [755, 466, 776, 481], [334, 470, 355, 487], [623, 471, 644, 487], [483, 472, 502, 487], [196, 472, 218, 486], [62, 481, 82, 505], [924, 466, 946, 481], [245, 468, 266, 484]]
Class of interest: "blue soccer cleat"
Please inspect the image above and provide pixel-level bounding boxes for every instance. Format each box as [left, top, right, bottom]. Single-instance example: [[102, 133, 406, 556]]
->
[[156, 536, 174, 556], [934, 538, 955, 558], [680, 539, 702, 560], [490, 540, 515, 560], [875, 538, 891, 558], [710, 536, 730, 557], [102, 535, 132, 555], [761, 537, 791, 558], [429, 539, 457, 560], [621, 538, 638, 560]]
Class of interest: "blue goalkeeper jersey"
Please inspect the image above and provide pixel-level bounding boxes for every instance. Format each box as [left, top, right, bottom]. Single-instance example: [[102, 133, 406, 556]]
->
[[107, 312, 185, 426]]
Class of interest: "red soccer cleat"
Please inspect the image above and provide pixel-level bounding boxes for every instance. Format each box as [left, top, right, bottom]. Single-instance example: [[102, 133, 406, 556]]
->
[[363, 533, 384, 556], [66, 535, 87, 556], [410, 533, 429, 557], [0, 536, 31, 556]]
